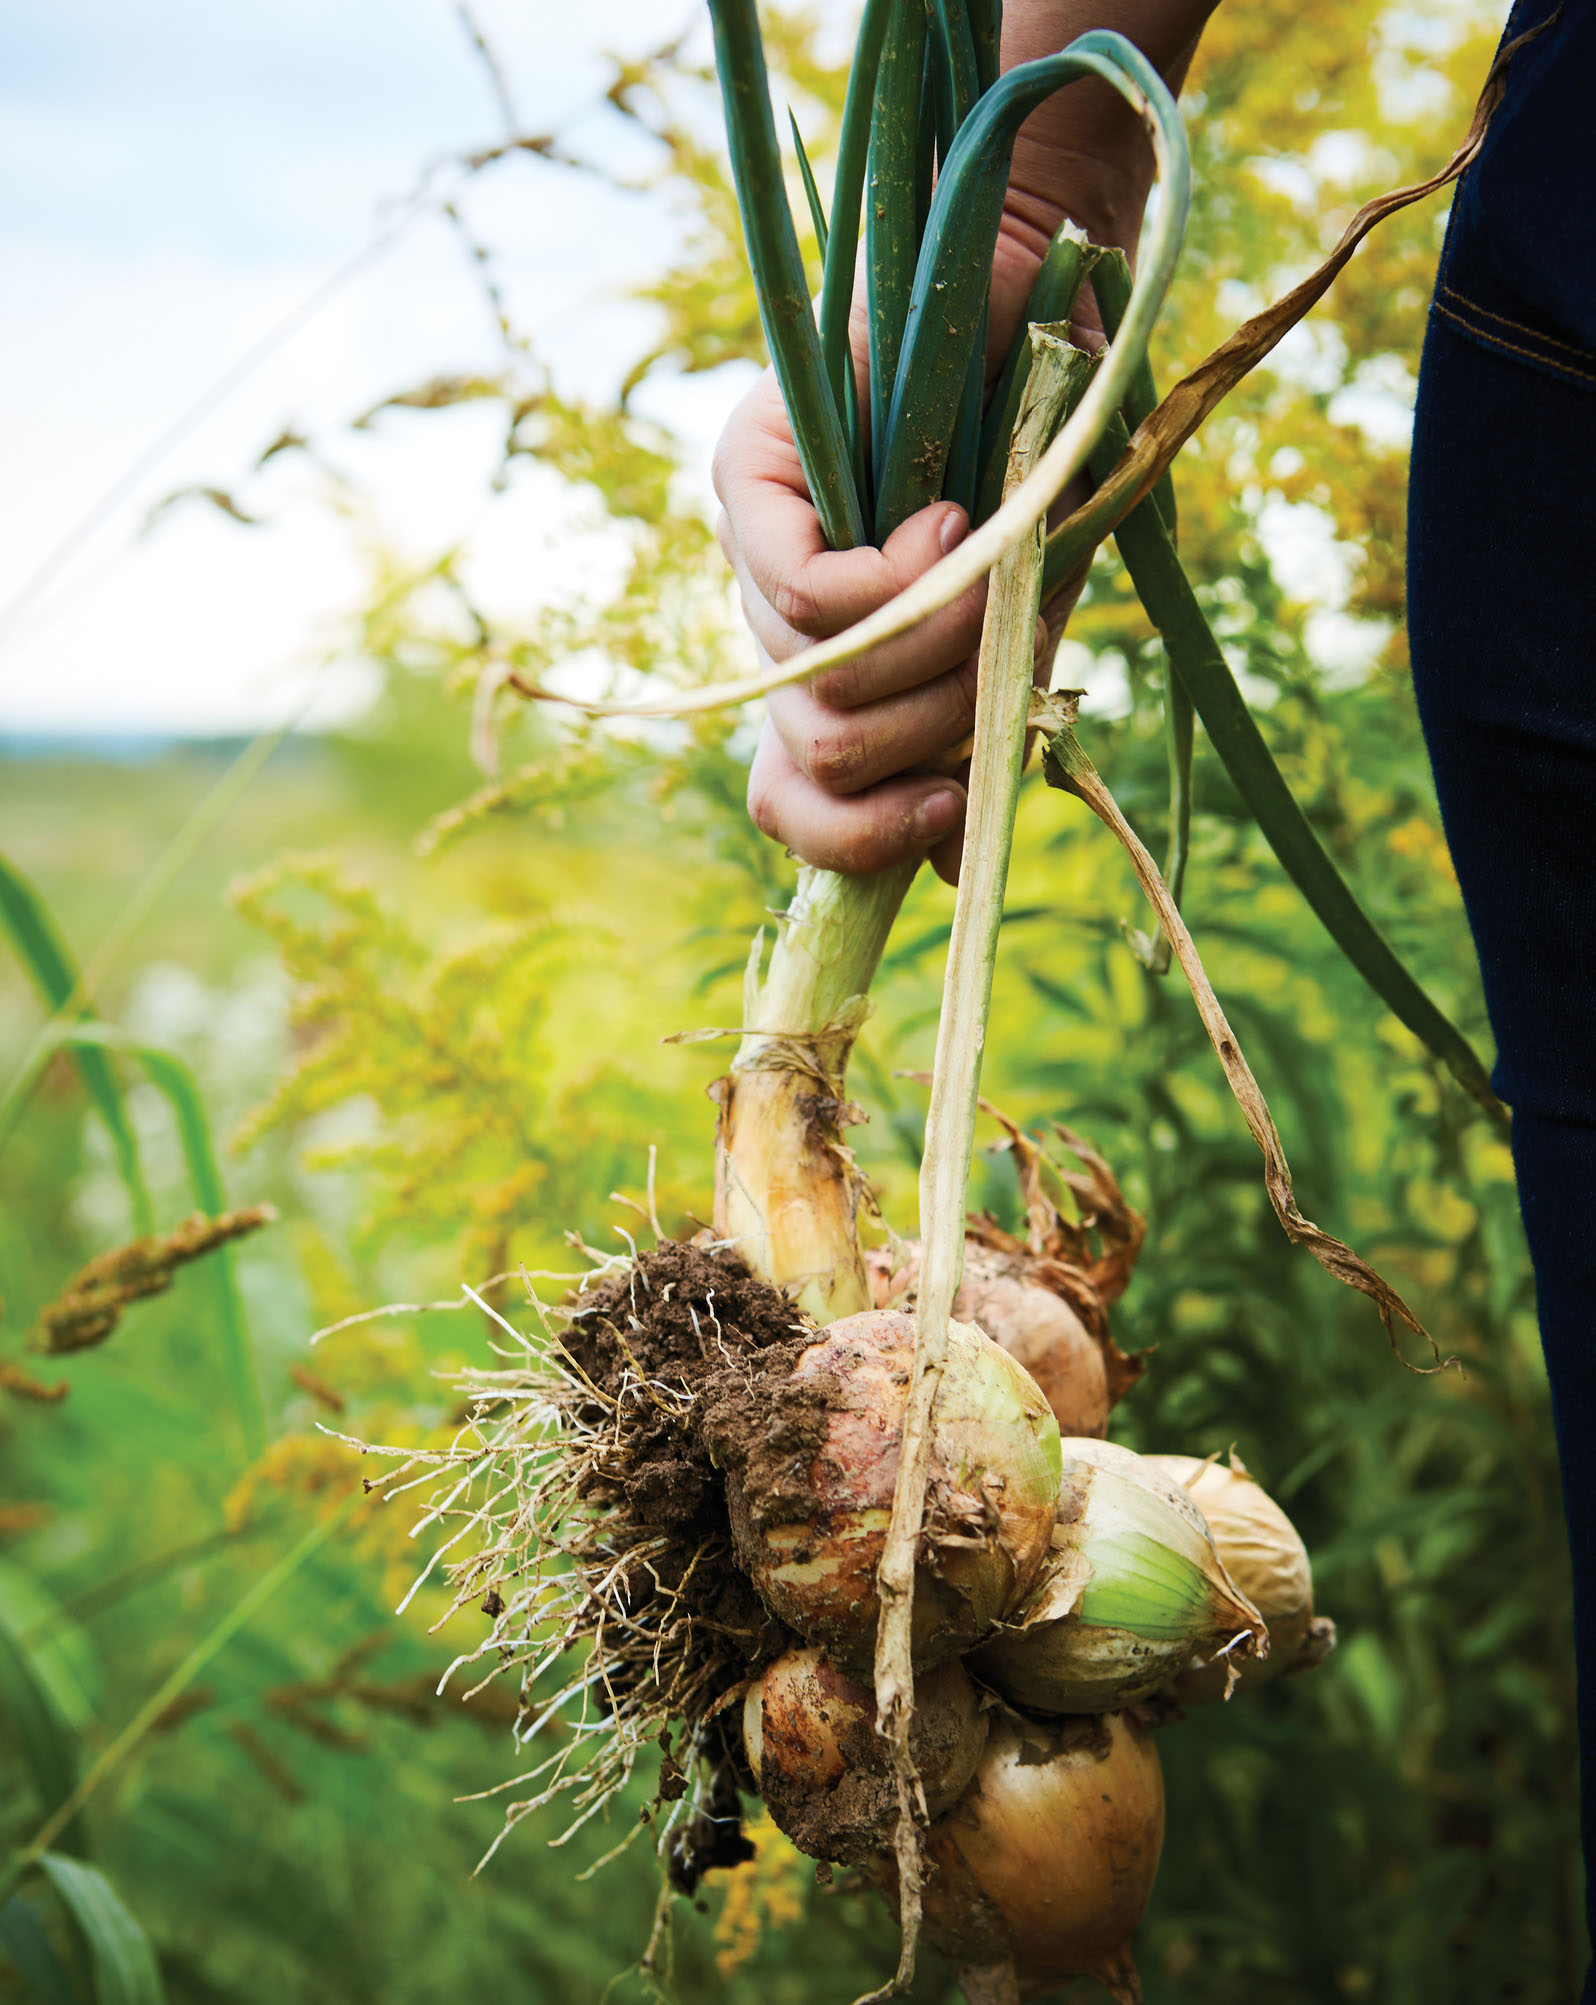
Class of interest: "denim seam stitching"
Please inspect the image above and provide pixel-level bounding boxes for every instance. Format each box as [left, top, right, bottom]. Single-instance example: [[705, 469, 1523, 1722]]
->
[[1438, 278, 1596, 368], [1431, 298, 1596, 389]]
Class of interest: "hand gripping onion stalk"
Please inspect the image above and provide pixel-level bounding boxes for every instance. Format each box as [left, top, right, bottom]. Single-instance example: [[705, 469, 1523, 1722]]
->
[[742, 1645, 987, 1863], [971, 1437, 1266, 1712], [1146, 1451, 1337, 1701], [877, 1708, 1165, 2005], [725, 1308, 1061, 1669]]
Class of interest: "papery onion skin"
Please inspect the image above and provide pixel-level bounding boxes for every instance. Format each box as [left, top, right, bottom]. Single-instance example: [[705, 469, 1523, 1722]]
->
[[726, 1310, 1061, 1669], [868, 1242, 1119, 1438], [971, 1437, 1267, 1714], [1147, 1451, 1336, 1702], [890, 1709, 1164, 2005], [742, 1645, 987, 1863]]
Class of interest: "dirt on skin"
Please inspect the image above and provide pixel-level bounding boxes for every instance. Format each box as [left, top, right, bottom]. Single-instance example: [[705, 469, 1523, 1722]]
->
[[758, 1653, 989, 1867]]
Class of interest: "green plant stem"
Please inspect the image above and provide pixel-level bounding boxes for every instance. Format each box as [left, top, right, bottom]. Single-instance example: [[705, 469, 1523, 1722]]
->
[[718, 862, 915, 1324], [976, 220, 1098, 523], [0, 1498, 357, 1907], [818, 0, 895, 513], [1087, 409, 1506, 1130], [1091, 250, 1188, 970], [868, 0, 929, 490]]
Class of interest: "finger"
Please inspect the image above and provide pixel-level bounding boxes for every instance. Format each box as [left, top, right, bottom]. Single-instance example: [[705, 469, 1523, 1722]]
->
[[746, 725, 966, 878], [712, 372, 913, 638], [724, 507, 988, 704], [801, 506, 988, 708], [930, 826, 965, 888], [767, 658, 981, 797], [929, 754, 971, 888], [714, 373, 985, 669]]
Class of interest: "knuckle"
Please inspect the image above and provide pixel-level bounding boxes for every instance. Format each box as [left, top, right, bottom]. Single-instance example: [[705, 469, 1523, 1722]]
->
[[808, 660, 863, 710], [804, 722, 868, 793], [745, 767, 782, 840], [709, 435, 736, 507], [769, 572, 826, 637]]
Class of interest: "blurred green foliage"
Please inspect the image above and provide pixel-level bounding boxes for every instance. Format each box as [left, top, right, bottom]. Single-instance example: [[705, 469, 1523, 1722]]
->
[[0, 3, 1583, 2001]]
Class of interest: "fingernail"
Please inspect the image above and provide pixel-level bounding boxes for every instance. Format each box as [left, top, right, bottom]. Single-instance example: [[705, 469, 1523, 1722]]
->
[[939, 510, 969, 556], [913, 788, 964, 841]]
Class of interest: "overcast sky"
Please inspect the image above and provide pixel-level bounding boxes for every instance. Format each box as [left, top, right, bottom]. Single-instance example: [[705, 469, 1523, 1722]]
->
[[0, 0, 752, 737]]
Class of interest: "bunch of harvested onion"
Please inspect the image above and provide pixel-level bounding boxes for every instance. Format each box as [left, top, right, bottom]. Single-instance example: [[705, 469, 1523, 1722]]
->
[[353, 1, 1517, 1997]]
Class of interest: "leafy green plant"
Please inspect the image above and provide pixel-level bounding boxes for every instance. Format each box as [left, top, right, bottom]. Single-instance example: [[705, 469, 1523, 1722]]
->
[[0, 4, 1581, 2001]]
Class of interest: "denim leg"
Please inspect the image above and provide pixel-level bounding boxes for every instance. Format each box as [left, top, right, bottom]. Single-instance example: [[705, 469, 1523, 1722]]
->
[[1409, 200, 1596, 1995]]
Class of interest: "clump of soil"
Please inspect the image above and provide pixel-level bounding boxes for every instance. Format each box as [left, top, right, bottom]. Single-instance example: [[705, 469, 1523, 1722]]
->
[[554, 1240, 839, 1730]]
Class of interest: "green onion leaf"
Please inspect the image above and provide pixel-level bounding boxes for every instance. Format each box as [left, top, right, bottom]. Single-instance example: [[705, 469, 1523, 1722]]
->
[[707, 0, 864, 549]]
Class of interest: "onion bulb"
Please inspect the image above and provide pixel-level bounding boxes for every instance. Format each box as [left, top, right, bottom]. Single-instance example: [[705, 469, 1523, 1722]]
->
[[727, 1310, 1061, 1668], [868, 1241, 1135, 1438], [892, 1709, 1164, 2005], [971, 1438, 1266, 1713], [1145, 1452, 1337, 1702], [742, 1646, 987, 1863]]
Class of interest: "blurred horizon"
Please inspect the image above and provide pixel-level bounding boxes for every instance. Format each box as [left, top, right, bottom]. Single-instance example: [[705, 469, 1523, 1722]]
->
[[0, 0, 733, 739]]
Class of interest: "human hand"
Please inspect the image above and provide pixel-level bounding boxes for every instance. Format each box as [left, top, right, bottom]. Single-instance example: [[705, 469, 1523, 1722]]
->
[[714, 226, 1067, 889], [716, 0, 1211, 885]]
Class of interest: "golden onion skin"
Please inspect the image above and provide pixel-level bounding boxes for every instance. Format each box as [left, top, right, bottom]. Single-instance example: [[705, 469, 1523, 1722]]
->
[[727, 1310, 1061, 1669], [904, 1709, 1164, 2005], [1146, 1452, 1336, 1702], [742, 1646, 987, 1863], [970, 1438, 1266, 1714], [868, 1242, 1116, 1437]]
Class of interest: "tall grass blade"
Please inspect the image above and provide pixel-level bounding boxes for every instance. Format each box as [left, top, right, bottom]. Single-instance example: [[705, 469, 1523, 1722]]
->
[[0, 857, 150, 1233], [4, 1499, 357, 1901], [36, 1857, 164, 2005], [706, 0, 864, 549], [25, 1024, 266, 1458], [0, 1609, 88, 1859], [0, 724, 288, 1173], [0, 1894, 77, 2003]]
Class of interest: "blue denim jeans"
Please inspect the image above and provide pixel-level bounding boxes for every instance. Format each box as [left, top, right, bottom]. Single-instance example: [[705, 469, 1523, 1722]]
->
[[1408, 0, 1596, 1990]]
